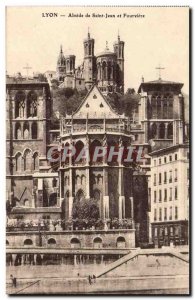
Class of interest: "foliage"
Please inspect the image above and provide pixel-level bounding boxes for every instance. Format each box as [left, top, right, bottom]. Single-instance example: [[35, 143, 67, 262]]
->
[[72, 198, 100, 222], [51, 87, 88, 117], [106, 88, 141, 118]]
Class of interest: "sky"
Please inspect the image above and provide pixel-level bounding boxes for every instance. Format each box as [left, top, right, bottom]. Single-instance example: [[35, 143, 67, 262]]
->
[[6, 6, 189, 94]]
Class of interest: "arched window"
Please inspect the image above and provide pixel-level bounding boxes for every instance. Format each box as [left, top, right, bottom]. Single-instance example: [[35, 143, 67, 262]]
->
[[6, 240, 9, 246], [24, 239, 33, 246], [167, 123, 173, 139], [151, 96, 157, 119], [23, 149, 31, 171], [48, 238, 56, 245], [32, 122, 37, 139], [157, 96, 162, 118], [15, 122, 21, 139], [70, 238, 80, 249], [81, 175, 86, 185], [90, 140, 102, 163], [15, 91, 25, 118], [15, 152, 22, 172], [23, 122, 29, 139], [74, 141, 85, 164], [159, 123, 165, 139], [151, 123, 157, 139], [93, 189, 101, 201], [163, 97, 168, 119], [89, 44, 91, 55], [76, 189, 85, 202], [107, 61, 112, 81], [117, 236, 126, 248], [102, 61, 107, 81], [76, 175, 81, 185], [27, 91, 37, 118], [167, 97, 173, 119], [48, 192, 57, 207], [33, 152, 39, 170], [93, 237, 102, 249]]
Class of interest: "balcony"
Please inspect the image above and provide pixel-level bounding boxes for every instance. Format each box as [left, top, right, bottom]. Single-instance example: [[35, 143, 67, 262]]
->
[[61, 124, 132, 136]]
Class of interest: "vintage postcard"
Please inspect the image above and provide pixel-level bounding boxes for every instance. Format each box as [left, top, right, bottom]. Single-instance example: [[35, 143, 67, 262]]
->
[[6, 6, 190, 295]]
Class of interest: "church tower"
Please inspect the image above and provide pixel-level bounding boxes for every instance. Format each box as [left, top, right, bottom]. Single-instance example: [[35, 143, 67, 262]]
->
[[113, 34, 125, 93], [83, 31, 95, 90], [56, 45, 66, 82]]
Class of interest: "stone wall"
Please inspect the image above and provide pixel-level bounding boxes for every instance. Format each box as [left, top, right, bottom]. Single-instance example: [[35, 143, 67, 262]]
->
[[6, 229, 135, 248]]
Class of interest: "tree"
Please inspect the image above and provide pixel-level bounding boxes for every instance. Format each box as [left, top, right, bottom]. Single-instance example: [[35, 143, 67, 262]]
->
[[51, 87, 87, 117], [72, 198, 100, 221], [106, 88, 141, 119]]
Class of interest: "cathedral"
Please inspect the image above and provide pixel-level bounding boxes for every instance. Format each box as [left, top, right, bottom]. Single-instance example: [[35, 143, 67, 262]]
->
[[55, 32, 125, 95], [6, 31, 189, 248]]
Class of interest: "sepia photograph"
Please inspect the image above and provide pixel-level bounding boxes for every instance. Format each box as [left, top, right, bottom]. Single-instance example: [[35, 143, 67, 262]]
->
[[5, 6, 190, 295]]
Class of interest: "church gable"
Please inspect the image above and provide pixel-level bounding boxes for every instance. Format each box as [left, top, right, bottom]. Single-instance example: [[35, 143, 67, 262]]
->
[[73, 85, 119, 119]]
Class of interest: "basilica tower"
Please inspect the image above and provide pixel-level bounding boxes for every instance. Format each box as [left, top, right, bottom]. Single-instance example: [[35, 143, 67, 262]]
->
[[113, 34, 125, 93], [83, 31, 96, 90]]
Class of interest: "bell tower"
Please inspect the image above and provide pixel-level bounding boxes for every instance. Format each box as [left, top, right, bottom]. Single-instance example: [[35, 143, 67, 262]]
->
[[83, 30, 95, 90], [113, 33, 125, 93]]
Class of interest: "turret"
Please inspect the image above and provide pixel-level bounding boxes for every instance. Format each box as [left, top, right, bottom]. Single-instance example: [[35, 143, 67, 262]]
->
[[113, 34, 125, 93], [83, 31, 95, 90]]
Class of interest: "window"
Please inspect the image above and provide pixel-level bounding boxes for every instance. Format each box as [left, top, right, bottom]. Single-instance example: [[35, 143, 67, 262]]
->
[[175, 206, 178, 220], [159, 173, 162, 185], [175, 186, 178, 200], [164, 189, 167, 201], [154, 159, 156, 166], [154, 174, 156, 186], [167, 122, 173, 139], [169, 155, 172, 162], [164, 156, 167, 163], [169, 187, 172, 201], [164, 208, 167, 221], [154, 209, 157, 221], [164, 171, 167, 183], [175, 154, 177, 161], [154, 191, 157, 203], [159, 208, 162, 221], [175, 169, 178, 182], [169, 206, 172, 220], [159, 190, 162, 202], [169, 170, 172, 183], [159, 123, 165, 139], [170, 226, 173, 236], [159, 158, 161, 165]]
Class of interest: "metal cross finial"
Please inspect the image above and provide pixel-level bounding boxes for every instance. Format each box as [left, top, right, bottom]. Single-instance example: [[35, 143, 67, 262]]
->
[[23, 63, 32, 79], [88, 27, 90, 38], [155, 64, 165, 80], [106, 41, 109, 50]]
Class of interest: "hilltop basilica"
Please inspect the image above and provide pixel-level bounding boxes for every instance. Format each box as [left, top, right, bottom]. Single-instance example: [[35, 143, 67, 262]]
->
[[46, 32, 124, 95]]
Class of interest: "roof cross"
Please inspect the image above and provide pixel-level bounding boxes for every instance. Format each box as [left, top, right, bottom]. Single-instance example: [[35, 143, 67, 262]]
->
[[23, 63, 32, 79], [156, 64, 165, 80]]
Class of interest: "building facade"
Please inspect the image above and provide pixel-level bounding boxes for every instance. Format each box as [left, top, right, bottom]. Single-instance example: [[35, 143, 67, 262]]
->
[[6, 77, 60, 221], [149, 144, 189, 246]]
